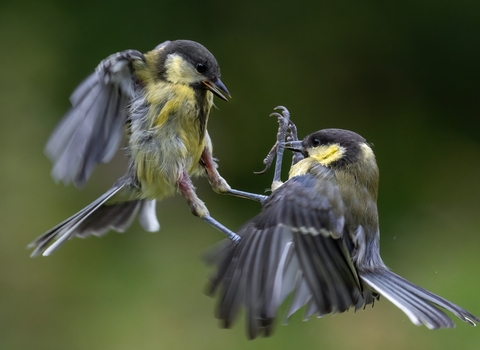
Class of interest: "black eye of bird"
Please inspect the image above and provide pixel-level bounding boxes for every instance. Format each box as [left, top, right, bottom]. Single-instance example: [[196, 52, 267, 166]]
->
[[312, 138, 320, 146], [196, 63, 207, 73]]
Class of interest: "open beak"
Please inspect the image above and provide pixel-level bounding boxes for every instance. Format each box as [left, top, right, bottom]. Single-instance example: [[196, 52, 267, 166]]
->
[[203, 78, 231, 101], [284, 140, 304, 153]]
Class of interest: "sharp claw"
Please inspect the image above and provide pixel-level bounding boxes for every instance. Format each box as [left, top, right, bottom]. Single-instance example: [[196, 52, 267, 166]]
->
[[253, 166, 270, 175], [269, 112, 283, 119], [254, 142, 278, 175], [274, 106, 290, 124], [253, 166, 271, 175], [257, 106, 296, 178], [269, 112, 289, 125], [253, 168, 269, 175], [274, 105, 289, 113]]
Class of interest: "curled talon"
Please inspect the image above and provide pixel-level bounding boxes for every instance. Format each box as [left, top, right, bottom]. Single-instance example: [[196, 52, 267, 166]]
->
[[274, 106, 291, 125], [269, 112, 289, 127], [256, 106, 293, 177], [269, 112, 282, 118], [253, 166, 271, 175], [269, 113, 286, 125], [274, 105, 290, 115], [254, 142, 278, 175]]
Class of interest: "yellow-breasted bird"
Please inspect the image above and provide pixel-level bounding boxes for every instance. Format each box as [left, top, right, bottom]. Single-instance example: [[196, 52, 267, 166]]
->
[[29, 40, 265, 257], [207, 112, 479, 339]]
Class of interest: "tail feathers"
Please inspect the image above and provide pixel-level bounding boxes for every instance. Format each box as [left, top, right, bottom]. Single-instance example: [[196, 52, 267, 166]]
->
[[360, 268, 479, 329], [74, 200, 142, 237], [137, 200, 160, 232], [28, 186, 159, 257], [75, 198, 159, 236]]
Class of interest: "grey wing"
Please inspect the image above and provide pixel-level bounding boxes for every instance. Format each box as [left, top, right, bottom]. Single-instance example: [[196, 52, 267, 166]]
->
[[207, 169, 362, 339], [45, 49, 146, 187]]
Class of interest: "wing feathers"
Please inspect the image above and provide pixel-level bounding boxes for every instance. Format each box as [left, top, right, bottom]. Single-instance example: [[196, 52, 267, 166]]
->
[[45, 50, 145, 187], [208, 171, 360, 338]]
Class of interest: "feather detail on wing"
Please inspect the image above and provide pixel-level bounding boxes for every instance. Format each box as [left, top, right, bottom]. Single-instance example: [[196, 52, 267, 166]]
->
[[45, 50, 146, 187], [207, 169, 363, 339]]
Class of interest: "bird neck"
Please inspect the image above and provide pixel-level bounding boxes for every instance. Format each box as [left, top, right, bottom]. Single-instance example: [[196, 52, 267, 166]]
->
[[288, 157, 318, 178], [335, 159, 380, 238]]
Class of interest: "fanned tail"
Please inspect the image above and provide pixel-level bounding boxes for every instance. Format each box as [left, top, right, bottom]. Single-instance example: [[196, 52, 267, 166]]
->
[[360, 267, 479, 329], [28, 185, 159, 257]]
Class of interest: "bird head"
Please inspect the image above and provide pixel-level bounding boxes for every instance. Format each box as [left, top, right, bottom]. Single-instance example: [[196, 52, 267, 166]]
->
[[155, 40, 230, 101], [286, 128, 375, 170]]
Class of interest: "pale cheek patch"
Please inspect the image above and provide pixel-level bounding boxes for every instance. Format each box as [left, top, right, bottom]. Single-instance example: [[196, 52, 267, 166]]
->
[[164, 54, 201, 85], [311, 144, 346, 166]]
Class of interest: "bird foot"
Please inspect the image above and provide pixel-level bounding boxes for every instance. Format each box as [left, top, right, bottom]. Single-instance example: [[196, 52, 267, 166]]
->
[[255, 106, 299, 187]]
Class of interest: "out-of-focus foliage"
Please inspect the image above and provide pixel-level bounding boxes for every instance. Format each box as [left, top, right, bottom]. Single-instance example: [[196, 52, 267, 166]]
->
[[1, 1, 479, 349]]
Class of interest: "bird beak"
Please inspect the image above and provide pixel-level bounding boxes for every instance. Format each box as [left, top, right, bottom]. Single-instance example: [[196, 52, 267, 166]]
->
[[284, 140, 304, 152], [203, 78, 230, 101]]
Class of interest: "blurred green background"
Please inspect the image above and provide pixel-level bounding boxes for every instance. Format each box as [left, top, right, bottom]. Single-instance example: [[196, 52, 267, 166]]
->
[[1, 0, 480, 349]]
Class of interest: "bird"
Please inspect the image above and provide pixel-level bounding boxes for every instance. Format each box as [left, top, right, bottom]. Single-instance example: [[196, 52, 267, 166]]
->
[[28, 39, 266, 257], [207, 116, 479, 339]]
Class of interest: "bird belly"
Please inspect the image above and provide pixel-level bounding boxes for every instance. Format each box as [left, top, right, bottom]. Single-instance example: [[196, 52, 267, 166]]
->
[[135, 139, 205, 199], [129, 98, 207, 200]]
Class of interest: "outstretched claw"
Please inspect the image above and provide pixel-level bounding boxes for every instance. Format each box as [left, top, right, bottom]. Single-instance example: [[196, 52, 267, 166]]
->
[[271, 106, 292, 188], [254, 106, 292, 176], [284, 118, 303, 165], [252, 106, 296, 192], [253, 141, 278, 175]]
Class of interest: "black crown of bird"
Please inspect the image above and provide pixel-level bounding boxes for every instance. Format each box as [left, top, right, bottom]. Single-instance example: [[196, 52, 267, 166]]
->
[[28, 40, 268, 257], [207, 106, 479, 339]]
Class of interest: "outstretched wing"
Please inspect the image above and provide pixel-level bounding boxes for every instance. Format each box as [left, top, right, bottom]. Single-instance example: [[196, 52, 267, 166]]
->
[[45, 49, 146, 187], [207, 168, 362, 339]]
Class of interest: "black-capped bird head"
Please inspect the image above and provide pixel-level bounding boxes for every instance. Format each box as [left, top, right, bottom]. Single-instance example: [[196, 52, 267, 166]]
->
[[286, 128, 379, 213], [153, 40, 230, 101], [286, 128, 372, 169]]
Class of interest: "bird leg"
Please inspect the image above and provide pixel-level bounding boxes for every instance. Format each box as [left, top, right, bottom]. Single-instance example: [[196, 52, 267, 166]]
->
[[254, 106, 299, 191], [201, 148, 268, 203], [198, 106, 299, 239], [177, 170, 240, 242], [270, 106, 290, 190]]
